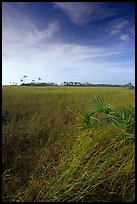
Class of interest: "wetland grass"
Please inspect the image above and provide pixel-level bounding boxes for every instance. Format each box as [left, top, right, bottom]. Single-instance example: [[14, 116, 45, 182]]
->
[[2, 86, 135, 202]]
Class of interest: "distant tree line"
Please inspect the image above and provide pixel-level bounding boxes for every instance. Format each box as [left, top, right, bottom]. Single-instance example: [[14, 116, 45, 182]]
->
[[62, 81, 124, 87], [20, 81, 134, 89], [20, 82, 58, 86], [61, 81, 134, 88], [10, 76, 134, 89]]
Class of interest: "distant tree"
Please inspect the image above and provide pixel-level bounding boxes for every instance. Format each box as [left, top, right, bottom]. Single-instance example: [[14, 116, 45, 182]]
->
[[70, 81, 73, 86], [126, 82, 134, 89], [23, 75, 28, 83], [20, 79, 23, 85], [31, 80, 35, 85], [38, 78, 42, 83]]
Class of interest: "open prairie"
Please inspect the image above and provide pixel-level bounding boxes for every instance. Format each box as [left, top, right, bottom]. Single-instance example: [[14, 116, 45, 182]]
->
[[2, 86, 135, 202]]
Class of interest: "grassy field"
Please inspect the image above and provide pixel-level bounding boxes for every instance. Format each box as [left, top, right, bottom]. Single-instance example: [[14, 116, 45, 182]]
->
[[2, 86, 135, 202]]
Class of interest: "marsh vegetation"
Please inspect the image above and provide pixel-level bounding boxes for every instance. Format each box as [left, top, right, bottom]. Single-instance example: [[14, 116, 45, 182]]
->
[[2, 86, 135, 202]]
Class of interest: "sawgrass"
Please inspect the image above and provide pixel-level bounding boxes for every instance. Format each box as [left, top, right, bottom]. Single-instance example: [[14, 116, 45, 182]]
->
[[2, 86, 135, 202]]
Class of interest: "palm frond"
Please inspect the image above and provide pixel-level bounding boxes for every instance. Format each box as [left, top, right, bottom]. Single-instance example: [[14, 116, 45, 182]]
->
[[92, 94, 115, 115], [79, 94, 135, 137], [92, 94, 106, 113]]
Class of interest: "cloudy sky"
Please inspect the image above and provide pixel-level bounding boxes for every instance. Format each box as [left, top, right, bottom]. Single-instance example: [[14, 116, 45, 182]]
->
[[2, 2, 135, 85]]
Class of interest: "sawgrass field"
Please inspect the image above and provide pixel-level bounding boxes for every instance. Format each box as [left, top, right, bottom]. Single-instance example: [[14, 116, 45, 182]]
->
[[2, 86, 135, 202]]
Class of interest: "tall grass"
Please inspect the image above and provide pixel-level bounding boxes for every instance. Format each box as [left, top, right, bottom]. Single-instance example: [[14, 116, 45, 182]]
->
[[2, 86, 135, 202]]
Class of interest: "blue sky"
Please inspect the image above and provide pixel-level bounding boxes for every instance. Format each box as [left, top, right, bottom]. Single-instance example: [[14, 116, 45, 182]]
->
[[2, 2, 135, 85]]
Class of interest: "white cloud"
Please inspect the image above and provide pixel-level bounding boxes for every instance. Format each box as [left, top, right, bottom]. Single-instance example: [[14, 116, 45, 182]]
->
[[2, 15, 59, 49], [106, 17, 134, 43], [53, 2, 117, 25], [3, 10, 130, 65], [109, 18, 129, 35], [2, 29, 134, 84], [120, 34, 130, 41]]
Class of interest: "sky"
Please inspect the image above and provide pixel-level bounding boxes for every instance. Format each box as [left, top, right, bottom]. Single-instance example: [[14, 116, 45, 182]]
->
[[2, 2, 135, 85]]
